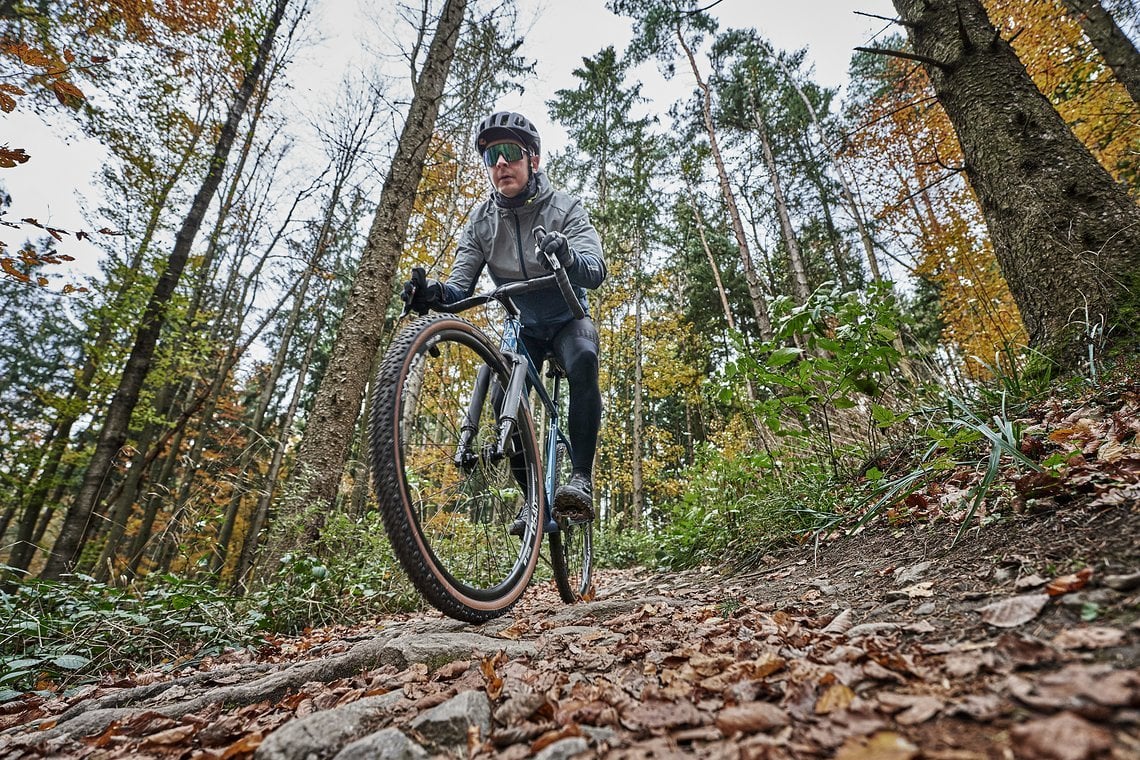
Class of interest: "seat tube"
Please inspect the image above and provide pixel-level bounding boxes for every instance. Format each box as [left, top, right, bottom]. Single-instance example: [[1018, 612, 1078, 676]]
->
[[544, 375, 561, 507]]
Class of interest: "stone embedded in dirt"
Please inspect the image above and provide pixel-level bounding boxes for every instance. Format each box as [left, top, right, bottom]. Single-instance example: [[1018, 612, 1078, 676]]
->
[[380, 632, 535, 670], [534, 736, 590, 760], [254, 691, 403, 760], [409, 690, 491, 749], [893, 561, 934, 586], [1010, 711, 1113, 760], [332, 727, 427, 760], [1103, 571, 1140, 591]]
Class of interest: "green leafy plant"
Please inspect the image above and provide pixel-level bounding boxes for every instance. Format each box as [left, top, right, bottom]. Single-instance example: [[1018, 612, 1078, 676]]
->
[[718, 281, 910, 474], [247, 510, 421, 633], [0, 573, 263, 695]]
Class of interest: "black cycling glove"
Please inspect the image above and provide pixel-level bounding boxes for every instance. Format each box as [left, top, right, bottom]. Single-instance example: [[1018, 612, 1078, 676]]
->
[[401, 266, 443, 315], [537, 230, 577, 272]]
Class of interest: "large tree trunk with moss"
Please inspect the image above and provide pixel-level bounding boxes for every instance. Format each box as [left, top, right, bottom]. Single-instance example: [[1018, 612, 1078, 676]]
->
[[290, 0, 466, 544], [892, 0, 1140, 369]]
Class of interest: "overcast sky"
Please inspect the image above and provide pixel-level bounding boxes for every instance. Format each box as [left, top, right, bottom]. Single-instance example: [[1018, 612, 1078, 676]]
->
[[1, 0, 897, 261]]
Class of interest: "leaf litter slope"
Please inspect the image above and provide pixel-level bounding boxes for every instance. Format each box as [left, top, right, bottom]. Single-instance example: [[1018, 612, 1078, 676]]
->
[[1, 383, 1138, 758]]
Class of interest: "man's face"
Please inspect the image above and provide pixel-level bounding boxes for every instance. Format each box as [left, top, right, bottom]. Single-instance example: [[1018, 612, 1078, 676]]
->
[[485, 139, 538, 197]]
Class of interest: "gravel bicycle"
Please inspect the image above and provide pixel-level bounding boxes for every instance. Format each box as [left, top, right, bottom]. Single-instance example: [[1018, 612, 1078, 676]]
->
[[369, 228, 595, 623]]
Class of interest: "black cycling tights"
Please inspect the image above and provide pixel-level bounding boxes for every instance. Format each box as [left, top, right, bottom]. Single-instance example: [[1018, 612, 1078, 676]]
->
[[521, 317, 602, 476]]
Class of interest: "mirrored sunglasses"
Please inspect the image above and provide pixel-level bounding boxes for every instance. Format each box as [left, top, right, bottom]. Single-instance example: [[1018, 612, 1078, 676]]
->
[[482, 142, 527, 166]]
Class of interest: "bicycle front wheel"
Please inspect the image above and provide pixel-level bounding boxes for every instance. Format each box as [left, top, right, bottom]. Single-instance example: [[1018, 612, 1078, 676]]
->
[[370, 314, 543, 623]]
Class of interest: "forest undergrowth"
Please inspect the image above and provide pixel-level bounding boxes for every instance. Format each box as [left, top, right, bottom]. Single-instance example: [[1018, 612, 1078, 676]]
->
[[4, 331, 1136, 703]]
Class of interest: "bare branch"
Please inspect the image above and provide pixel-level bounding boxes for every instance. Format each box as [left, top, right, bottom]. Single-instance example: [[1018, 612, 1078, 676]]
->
[[682, 0, 728, 15], [853, 10, 919, 28], [855, 45, 952, 71]]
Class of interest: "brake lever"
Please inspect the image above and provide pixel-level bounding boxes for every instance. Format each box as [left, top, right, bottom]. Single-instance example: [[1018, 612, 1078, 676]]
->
[[533, 225, 562, 272]]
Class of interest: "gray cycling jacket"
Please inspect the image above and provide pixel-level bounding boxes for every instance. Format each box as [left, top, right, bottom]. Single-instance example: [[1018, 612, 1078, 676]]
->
[[440, 169, 606, 328]]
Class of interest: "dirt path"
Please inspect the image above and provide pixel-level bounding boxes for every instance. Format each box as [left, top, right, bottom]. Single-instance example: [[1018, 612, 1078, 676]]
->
[[1, 501, 1137, 759]]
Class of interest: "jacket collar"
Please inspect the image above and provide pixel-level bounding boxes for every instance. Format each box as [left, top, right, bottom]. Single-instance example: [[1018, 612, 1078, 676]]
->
[[492, 168, 552, 210]]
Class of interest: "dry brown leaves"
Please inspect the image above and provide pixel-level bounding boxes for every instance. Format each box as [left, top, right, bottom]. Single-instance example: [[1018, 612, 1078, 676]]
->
[[1, 569, 1136, 759]]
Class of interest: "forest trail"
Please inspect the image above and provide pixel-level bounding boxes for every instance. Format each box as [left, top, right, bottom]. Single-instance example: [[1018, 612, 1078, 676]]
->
[[2, 501, 1137, 759]]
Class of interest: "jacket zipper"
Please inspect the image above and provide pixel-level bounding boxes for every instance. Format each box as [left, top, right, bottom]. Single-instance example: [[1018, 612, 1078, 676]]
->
[[512, 213, 529, 279]]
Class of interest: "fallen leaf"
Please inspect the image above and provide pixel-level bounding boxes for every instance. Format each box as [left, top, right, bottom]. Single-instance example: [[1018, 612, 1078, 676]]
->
[[219, 731, 263, 759], [141, 724, 195, 745], [433, 660, 470, 680], [815, 683, 855, 715], [822, 609, 854, 635], [978, 594, 1049, 627], [898, 581, 934, 598], [480, 654, 504, 701], [1008, 664, 1137, 712], [83, 719, 122, 748], [878, 693, 942, 725], [834, 731, 919, 760], [715, 702, 789, 734], [1009, 711, 1112, 760], [530, 723, 582, 754], [1046, 568, 1093, 597], [1015, 573, 1049, 590], [620, 699, 704, 731], [497, 619, 530, 640], [1096, 439, 1126, 462], [495, 689, 546, 725], [1051, 626, 1125, 651]]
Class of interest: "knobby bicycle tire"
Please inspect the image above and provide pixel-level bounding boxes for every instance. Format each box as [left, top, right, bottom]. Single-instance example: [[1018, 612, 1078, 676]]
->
[[369, 314, 543, 622], [547, 441, 595, 603]]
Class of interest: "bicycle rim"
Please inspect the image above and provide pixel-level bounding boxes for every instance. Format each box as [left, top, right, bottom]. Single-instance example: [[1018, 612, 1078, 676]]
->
[[550, 517, 594, 603], [370, 315, 543, 622], [549, 441, 595, 603]]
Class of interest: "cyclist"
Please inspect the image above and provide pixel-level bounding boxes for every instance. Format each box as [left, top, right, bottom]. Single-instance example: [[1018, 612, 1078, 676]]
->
[[402, 111, 606, 527]]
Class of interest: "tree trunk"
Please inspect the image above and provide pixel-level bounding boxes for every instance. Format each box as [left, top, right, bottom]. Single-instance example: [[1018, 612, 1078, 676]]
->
[[291, 0, 467, 544], [1060, 0, 1140, 106], [749, 98, 811, 305], [631, 236, 645, 529], [675, 25, 773, 340], [39, 0, 291, 580], [684, 186, 737, 331], [233, 296, 326, 590], [893, 0, 1140, 369]]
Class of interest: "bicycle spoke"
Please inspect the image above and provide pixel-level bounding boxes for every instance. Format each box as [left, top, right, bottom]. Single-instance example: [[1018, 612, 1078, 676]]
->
[[370, 316, 542, 622]]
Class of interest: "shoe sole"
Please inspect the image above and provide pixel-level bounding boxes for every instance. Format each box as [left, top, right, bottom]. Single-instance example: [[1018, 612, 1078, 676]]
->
[[553, 487, 594, 521]]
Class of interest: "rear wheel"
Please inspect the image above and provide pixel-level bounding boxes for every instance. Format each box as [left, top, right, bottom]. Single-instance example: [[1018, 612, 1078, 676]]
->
[[370, 314, 543, 623], [550, 513, 594, 603], [549, 440, 595, 603]]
